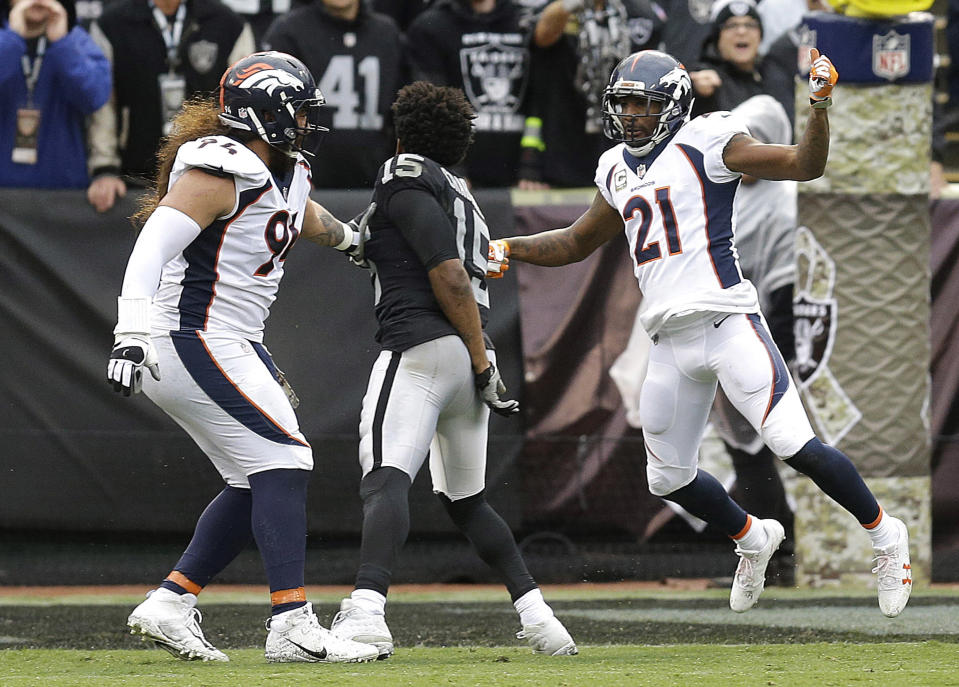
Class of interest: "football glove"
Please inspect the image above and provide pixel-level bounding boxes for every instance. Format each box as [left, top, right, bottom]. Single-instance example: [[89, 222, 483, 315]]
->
[[108, 296, 160, 396], [108, 336, 160, 396], [475, 363, 520, 417], [338, 202, 377, 269], [487, 239, 510, 279], [808, 48, 838, 107]]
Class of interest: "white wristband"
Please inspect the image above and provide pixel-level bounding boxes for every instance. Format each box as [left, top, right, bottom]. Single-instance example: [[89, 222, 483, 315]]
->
[[334, 221, 356, 251], [114, 296, 151, 336]]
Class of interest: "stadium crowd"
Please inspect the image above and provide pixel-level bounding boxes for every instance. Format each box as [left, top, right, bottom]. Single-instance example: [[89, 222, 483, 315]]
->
[[7, 0, 951, 201]]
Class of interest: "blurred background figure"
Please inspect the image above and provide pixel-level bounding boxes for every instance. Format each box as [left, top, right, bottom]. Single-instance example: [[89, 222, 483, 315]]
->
[[518, 0, 667, 189], [1, 0, 110, 188], [406, 0, 534, 187], [85, 0, 254, 212], [263, 0, 407, 189], [689, 0, 772, 118]]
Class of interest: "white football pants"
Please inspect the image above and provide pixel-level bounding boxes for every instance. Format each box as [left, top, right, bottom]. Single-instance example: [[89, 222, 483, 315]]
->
[[641, 310, 815, 496]]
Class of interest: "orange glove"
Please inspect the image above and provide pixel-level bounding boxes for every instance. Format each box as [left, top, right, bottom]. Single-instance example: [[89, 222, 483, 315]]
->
[[808, 48, 838, 107], [487, 239, 510, 278]]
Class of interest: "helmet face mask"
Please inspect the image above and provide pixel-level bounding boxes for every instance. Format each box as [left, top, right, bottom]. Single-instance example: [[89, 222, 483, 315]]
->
[[602, 51, 694, 157], [219, 52, 328, 158]]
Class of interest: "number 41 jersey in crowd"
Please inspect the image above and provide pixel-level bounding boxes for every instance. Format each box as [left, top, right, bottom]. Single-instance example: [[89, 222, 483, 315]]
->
[[151, 135, 313, 342], [594, 112, 762, 337], [364, 153, 491, 353]]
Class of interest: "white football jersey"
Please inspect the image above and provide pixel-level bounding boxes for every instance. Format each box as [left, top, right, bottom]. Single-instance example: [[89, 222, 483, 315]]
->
[[152, 135, 313, 341], [594, 113, 761, 336]]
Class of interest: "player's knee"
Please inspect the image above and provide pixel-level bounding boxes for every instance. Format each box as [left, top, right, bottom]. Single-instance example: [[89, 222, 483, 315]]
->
[[647, 465, 696, 497], [437, 489, 485, 526], [359, 466, 411, 503]]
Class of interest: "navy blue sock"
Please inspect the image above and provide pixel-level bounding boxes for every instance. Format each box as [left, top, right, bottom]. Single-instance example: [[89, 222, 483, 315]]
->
[[785, 438, 880, 524], [161, 485, 253, 595], [248, 468, 310, 614], [662, 470, 749, 537]]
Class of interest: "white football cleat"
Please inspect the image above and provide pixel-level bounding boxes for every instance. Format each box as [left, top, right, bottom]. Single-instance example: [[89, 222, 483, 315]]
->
[[127, 588, 228, 662], [330, 598, 394, 659], [265, 602, 379, 663], [729, 518, 786, 613], [516, 616, 578, 656], [873, 516, 912, 618]]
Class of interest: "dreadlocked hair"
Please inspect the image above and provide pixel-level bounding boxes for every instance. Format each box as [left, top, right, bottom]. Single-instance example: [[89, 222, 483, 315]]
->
[[131, 97, 235, 228], [392, 81, 475, 167]]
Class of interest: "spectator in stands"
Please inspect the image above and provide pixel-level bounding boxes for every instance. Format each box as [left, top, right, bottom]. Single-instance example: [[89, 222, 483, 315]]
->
[[519, 0, 666, 189], [689, 0, 775, 119], [85, 0, 255, 212], [1, 0, 110, 188], [658, 0, 712, 67], [371, 0, 430, 30], [406, 0, 534, 187], [262, 0, 406, 189]]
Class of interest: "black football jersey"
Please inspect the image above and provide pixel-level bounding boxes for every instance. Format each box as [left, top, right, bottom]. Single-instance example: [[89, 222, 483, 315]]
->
[[366, 154, 492, 352]]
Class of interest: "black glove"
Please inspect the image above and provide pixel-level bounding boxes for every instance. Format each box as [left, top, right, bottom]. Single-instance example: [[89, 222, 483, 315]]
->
[[475, 363, 520, 417]]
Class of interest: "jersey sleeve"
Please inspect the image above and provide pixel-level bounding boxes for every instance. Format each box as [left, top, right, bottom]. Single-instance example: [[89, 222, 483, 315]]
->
[[698, 112, 750, 183], [593, 147, 620, 209], [173, 135, 267, 182]]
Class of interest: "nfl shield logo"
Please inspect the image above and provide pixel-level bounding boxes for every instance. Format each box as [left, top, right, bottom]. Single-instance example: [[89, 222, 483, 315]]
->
[[873, 30, 910, 81], [793, 294, 837, 386]]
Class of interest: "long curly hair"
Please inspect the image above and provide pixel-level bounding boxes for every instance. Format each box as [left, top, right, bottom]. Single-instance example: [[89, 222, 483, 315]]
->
[[391, 82, 475, 167], [131, 97, 234, 227]]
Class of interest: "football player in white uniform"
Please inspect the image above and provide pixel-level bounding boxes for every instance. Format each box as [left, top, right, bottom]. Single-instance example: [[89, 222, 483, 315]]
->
[[488, 49, 913, 617], [106, 52, 378, 664]]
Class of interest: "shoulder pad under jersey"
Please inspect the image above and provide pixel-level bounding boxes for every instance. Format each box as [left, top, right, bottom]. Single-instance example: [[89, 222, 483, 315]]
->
[[174, 135, 267, 181]]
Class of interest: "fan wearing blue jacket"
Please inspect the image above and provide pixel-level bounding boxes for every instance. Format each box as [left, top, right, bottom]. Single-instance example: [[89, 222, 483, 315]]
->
[[1, 0, 110, 188]]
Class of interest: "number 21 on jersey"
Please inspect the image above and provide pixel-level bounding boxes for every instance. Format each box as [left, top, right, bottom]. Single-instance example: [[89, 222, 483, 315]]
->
[[623, 187, 682, 267]]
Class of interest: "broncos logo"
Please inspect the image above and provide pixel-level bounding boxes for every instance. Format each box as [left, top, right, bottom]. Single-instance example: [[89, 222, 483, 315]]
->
[[230, 65, 305, 96]]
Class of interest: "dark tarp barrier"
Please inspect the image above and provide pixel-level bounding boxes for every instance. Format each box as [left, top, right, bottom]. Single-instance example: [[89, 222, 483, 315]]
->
[[1, 189, 958, 576], [0, 188, 523, 536]]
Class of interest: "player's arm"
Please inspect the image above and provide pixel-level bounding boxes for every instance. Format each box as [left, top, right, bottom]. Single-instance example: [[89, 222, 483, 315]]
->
[[499, 190, 623, 266], [108, 168, 234, 396], [723, 49, 837, 182], [300, 198, 375, 265]]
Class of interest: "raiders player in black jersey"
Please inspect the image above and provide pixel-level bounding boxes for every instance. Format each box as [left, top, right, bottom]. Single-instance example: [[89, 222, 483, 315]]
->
[[328, 81, 578, 659]]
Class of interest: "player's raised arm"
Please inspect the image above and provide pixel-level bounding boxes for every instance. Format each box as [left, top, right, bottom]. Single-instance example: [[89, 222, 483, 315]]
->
[[490, 191, 623, 271], [722, 49, 837, 182]]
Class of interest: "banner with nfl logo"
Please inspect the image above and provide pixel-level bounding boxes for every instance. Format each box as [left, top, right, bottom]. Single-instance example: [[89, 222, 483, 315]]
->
[[788, 11, 932, 589]]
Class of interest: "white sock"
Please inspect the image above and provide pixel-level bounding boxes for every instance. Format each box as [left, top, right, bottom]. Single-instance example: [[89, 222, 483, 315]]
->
[[734, 515, 769, 551], [351, 588, 387, 615], [866, 510, 899, 550], [514, 588, 553, 627]]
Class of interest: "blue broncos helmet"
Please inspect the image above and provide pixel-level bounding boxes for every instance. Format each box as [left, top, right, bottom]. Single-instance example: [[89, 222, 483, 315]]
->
[[218, 51, 327, 158], [602, 50, 694, 157]]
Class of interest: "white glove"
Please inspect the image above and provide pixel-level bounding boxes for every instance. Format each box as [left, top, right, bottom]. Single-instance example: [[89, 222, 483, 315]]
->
[[108, 336, 160, 395], [475, 363, 520, 417], [338, 202, 377, 268], [107, 296, 160, 396], [487, 239, 510, 279]]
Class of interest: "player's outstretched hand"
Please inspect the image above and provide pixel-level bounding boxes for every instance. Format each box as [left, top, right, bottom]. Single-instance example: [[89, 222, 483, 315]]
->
[[343, 202, 377, 269], [487, 239, 510, 279], [107, 335, 160, 396], [809, 48, 838, 107], [475, 363, 520, 416]]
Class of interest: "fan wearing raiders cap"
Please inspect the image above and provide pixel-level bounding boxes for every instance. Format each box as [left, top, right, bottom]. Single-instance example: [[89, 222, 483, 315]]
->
[[107, 51, 379, 665], [328, 81, 578, 659]]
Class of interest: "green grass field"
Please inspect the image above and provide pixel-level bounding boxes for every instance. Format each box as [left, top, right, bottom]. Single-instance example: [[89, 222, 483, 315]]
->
[[2, 586, 958, 686]]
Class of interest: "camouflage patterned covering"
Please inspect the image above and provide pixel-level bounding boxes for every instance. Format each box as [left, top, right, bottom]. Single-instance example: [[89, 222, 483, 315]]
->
[[790, 74, 932, 588], [793, 82, 932, 195], [784, 473, 931, 589]]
